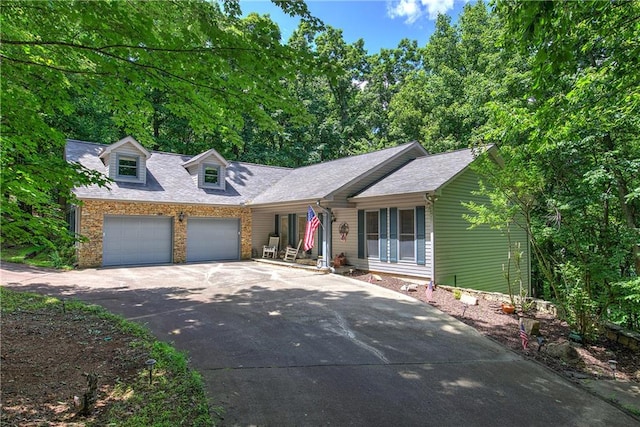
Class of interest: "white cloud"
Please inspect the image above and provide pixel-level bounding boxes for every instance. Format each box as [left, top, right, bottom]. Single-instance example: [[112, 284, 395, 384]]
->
[[387, 0, 423, 24], [422, 0, 455, 19], [387, 0, 457, 23]]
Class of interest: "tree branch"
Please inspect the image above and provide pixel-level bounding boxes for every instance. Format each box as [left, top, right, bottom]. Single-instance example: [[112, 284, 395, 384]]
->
[[0, 54, 109, 76]]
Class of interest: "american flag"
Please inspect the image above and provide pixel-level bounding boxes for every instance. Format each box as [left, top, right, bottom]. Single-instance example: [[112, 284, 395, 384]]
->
[[519, 322, 529, 350], [303, 206, 321, 251], [426, 280, 434, 302]]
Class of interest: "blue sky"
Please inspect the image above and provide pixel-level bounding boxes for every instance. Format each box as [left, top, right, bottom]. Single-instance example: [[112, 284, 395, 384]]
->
[[239, 0, 471, 54]]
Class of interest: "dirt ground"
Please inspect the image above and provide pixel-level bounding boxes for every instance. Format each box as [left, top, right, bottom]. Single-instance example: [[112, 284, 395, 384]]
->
[[351, 271, 640, 383], [0, 307, 148, 426]]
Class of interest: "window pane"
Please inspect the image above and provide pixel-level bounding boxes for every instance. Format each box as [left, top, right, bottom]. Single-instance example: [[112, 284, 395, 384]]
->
[[400, 210, 414, 233], [399, 209, 415, 260], [366, 211, 378, 233], [365, 211, 379, 258], [367, 238, 379, 257], [399, 236, 415, 259], [204, 167, 219, 184], [118, 158, 137, 177]]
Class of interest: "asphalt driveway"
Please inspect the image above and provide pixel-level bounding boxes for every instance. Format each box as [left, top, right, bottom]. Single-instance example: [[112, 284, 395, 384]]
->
[[2, 261, 637, 426]]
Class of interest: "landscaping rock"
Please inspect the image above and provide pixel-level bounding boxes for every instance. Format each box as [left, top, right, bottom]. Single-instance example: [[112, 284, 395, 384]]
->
[[544, 342, 580, 362], [460, 294, 478, 305]]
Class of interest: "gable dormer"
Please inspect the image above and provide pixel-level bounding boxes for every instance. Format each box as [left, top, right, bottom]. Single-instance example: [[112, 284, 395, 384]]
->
[[182, 148, 229, 190], [99, 136, 151, 184]]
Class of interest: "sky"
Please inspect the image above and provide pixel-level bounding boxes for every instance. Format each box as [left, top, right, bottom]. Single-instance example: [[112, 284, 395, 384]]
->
[[239, 0, 471, 54]]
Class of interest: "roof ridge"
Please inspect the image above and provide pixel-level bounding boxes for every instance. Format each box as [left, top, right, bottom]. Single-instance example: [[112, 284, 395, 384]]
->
[[232, 161, 293, 171], [293, 141, 422, 171]]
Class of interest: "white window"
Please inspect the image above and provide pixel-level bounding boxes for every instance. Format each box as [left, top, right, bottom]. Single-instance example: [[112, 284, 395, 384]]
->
[[366, 211, 379, 258], [399, 208, 415, 261], [116, 155, 138, 179], [201, 164, 223, 189], [204, 166, 219, 184]]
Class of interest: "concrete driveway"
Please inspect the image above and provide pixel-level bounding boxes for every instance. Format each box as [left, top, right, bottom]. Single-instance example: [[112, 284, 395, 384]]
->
[[2, 261, 637, 426]]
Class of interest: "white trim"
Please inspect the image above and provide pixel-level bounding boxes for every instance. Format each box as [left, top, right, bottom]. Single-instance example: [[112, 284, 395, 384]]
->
[[397, 207, 416, 262], [99, 136, 151, 160], [201, 163, 224, 189], [115, 153, 141, 182]]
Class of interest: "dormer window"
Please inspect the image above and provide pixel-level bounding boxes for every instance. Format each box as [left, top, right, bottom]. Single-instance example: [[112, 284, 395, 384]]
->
[[182, 147, 228, 191], [204, 165, 219, 185], [202, 163, 223, 189], [117, 155, 139, 179], [100, 137, 150, 184]]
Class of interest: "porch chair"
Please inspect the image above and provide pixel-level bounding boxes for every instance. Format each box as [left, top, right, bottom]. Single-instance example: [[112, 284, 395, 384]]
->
[[283, 239, 303, 262], [262, 236, 279, 258]]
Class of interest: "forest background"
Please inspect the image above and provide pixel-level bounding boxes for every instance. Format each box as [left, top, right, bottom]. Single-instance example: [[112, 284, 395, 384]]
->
[[1, 0, 638, 338]]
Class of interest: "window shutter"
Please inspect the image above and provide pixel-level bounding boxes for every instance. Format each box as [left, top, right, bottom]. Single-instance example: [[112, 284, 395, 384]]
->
[[274, 214, 280, 236], [357, 210, 365, 259], [288, 214, 296, 247], [416, 206, 426, 265], [389, 208, 398, 263], [379, 208, 388, 262]]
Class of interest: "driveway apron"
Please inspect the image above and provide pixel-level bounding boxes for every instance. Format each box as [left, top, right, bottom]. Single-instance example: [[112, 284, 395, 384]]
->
[[2, 262, 638, 426]]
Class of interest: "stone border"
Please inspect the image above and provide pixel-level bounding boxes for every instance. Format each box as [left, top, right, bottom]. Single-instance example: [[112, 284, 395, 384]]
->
[[437, 285, 639, 352], [436, 284, 558, 316], [605, 323, 640, 351]]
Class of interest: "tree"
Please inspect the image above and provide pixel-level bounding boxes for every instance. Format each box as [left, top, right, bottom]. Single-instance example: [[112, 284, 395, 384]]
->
[[486, 0, 640, 332], [388, 2, 503, 152], [1, 0, 319, 250]]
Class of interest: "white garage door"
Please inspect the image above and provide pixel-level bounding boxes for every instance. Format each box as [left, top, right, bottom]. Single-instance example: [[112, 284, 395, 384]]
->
[[103, 216, 173, 266], [187, 217, 240, 262]]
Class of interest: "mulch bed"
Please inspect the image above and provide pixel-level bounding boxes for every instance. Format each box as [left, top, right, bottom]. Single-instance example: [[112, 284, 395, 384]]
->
[[0, 308, 148, 426], [350, 271, 639, 383]]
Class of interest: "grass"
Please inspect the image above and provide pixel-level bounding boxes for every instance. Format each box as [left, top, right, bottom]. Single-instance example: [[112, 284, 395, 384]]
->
[[1, 244, 75, 269], [0, 287, 217, 426]]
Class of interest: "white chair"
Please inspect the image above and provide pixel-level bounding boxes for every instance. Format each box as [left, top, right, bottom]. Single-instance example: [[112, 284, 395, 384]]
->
[[283, 240, 303, 262], [262, 236, 279, 258]]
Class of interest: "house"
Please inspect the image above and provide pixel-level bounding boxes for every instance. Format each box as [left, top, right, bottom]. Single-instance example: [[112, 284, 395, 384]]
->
[[66, 136, 530, 294]]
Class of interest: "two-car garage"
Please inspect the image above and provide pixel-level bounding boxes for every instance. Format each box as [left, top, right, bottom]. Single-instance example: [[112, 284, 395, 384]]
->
[[102, 215, 239, 267]]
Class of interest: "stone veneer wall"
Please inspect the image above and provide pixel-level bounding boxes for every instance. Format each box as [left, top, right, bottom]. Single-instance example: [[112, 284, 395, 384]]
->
[[77, 200, 252, 268]]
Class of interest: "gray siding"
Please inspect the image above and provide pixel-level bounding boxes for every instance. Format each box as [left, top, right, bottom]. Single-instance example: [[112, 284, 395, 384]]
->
[[251, 206, 321, 258], [434, 169, 530, 293], [252, 209, 277, 255], [331, 208, 358, 264], [107, 143, 147, 184], [350, 197, 433, 278]]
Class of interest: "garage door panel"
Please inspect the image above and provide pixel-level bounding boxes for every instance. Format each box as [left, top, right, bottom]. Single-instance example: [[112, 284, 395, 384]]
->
[[103, 216, 172, 266], [187, 218, 239, 262]]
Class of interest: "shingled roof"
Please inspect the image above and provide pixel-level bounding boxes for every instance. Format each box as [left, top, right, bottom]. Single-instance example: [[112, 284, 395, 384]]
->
[[66, 140, 291, 205], [67, 139, 482, 206], [249, 141, 427, 205], [350, 147, 489, 200]]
